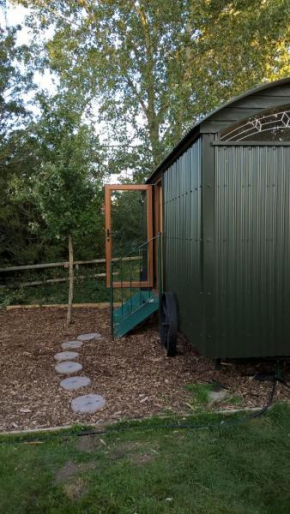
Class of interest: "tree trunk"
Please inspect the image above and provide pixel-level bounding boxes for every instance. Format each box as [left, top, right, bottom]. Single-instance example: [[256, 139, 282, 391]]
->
[[67, 234, 74, 325]]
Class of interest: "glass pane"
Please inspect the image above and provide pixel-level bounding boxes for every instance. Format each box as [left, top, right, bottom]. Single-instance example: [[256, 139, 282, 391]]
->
[[111, 189, 148, 283], [221, 105, 290, 142]]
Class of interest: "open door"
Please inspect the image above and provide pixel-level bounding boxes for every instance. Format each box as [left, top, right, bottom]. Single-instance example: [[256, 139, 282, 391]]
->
[[153, 179, 163, 291], [105, 184, 153, 288]]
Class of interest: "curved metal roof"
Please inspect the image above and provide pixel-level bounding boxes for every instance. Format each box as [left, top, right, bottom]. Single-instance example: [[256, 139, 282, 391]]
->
[[146, 77, 290, 182]]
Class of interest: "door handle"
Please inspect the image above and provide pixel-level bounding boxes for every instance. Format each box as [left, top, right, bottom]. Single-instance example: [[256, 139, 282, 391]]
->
[[106, 229, 115, 241]]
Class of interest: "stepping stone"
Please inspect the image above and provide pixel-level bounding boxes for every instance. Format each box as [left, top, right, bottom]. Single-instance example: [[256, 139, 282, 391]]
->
[[77, 333, 102, 342], [62, 341, 83, 350], [55, 361, 82, 374], [71, 394, 106, 413], [60, 376, 91, 391], [54, 351, 79, 361]]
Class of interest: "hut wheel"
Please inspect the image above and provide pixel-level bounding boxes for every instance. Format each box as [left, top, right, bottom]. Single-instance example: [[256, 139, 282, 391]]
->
[[159, 292, 178, 356]]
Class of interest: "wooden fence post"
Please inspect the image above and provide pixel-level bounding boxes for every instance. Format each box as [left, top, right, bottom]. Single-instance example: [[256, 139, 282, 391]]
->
[[67, 234, 74, 325]]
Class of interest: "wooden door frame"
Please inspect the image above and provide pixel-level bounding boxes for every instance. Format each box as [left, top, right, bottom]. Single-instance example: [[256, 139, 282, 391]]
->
[[105, 184, 153, 288], [153, 178, 163, 291], [153, 179, 163, 234]]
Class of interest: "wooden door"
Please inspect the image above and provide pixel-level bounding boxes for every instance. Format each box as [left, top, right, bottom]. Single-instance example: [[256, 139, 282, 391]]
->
[[105, 185, 153, 288]]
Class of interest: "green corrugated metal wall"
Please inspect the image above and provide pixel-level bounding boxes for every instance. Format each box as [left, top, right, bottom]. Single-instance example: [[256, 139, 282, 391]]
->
[[213, 144, 290, 358], [163, 139, 203, 345], [164, 142, 290, 358], [153, 79, 290, 358]]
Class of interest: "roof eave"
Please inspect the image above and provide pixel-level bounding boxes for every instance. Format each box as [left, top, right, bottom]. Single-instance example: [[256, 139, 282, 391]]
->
[[145, 77, 290, 184], [146, 125, 200, 183]]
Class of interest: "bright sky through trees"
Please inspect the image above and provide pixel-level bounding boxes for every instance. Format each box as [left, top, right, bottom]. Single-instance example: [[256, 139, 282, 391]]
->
[[0, 1, 134, 181]]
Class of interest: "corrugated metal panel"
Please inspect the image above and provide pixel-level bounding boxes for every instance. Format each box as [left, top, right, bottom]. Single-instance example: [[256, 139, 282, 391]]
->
[[214, 145, 290, 358], [163, 139, 203, 344]]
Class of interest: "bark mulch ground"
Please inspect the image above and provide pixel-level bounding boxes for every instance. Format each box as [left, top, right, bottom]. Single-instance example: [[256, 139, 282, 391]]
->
[[0, 307, 289, 432]]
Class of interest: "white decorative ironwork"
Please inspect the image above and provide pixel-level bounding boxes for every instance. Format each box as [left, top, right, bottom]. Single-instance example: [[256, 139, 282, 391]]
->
[[221, 107, 290, 142], [252, 118, 262, 131], [281, 112, 290, 127]]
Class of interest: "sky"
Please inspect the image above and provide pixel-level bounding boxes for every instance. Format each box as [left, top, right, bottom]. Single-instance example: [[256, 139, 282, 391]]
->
[[1, 3, 29, 40]]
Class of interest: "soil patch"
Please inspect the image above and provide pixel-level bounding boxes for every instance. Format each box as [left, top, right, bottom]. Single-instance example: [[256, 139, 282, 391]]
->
[[63, 478, 87, 502], [109, 441, 154, 465], [109, 441, 141, 460], [55, 460, 96, 484], [76, 435, 102, 453], [0, 307, 289, 431], [130, 453, 153, 465]]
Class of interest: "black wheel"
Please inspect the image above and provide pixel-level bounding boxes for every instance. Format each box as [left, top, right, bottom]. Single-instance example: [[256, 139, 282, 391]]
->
[[159, 292, 178, 356]]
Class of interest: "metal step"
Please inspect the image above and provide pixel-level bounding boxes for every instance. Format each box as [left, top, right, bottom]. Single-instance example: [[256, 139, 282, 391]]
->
[[113, 291, 159, 338]]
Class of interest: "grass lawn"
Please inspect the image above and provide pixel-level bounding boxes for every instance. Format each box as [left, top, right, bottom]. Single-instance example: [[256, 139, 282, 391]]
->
[[1, 405, 290, 514]]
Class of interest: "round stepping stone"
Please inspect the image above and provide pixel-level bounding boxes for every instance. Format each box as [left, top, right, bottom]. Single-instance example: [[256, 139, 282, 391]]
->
[[55, 361, 82, 374], [77, 333, 102, 342], [54, 351, 79, 361], [62, 340, 83, 350], [71, 394, 106, 413], [60, 376, 91, 391]]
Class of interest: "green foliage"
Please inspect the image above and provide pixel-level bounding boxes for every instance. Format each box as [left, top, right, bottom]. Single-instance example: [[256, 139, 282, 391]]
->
[[3, 0, 290, 275], [112, 190, 147, 256], [13, 0, 290, 180], [0, 287, 25, 308], [1, 90, 106, 268], [0, 22, 106, 270], [0, 279, 109, 306], [0, 26, 42, 266], [0, 130, 47, 266], [26, 94, 104, 244], [0, 25, 32, 140]]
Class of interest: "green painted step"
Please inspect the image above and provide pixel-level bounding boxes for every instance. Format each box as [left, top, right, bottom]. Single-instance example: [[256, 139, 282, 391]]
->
[[113, 290, 159, 338]]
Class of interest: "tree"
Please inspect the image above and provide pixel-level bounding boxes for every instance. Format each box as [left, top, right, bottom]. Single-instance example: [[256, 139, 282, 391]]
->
[[13, 0, 290, 180], [0, 24, 39, 266], [0, 129, 44, 266], [0, 24, 33, 140], [21, 94, 104, 322]]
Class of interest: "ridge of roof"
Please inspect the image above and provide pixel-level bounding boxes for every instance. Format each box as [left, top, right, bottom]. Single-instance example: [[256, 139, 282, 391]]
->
[[146, 77, 290, 183]]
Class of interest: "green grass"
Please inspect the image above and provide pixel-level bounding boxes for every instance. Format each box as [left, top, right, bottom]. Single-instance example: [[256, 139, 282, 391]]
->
[[184, 383, 244, 411], [1, 405, 290, 513], [184, 383, 214, 405], [224, 395, 244, 406]]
